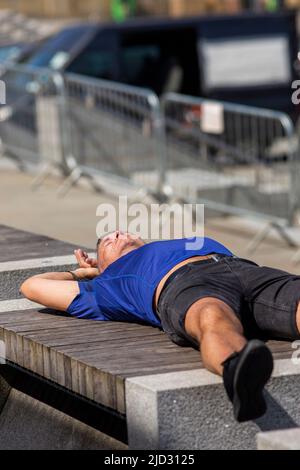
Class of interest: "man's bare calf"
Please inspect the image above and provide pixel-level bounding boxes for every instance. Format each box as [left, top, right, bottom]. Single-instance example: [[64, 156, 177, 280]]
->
[[296, 303, 300, 336], [184, 298, 274, 422]]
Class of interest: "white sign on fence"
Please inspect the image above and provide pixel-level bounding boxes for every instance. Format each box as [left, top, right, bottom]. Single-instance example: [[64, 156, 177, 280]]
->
[[36, 96, 63, 165], [0, 340, 6, 364], [0, 80, 6, 105], [201, 101, 224, 135]]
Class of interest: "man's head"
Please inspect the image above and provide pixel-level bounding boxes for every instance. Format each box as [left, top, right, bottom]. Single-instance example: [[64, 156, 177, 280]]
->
[[97, 231, 145, 272]]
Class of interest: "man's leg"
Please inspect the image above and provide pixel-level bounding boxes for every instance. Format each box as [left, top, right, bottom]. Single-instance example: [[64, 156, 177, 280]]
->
[[296, 303, 300, 334], [184, 297, 274, 422], [184, 298, 246, 375]]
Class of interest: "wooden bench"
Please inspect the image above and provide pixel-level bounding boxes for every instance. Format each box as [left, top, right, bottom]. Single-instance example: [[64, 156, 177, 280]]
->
[[0, 225, 300, 450], [0, 306, 296, 414]]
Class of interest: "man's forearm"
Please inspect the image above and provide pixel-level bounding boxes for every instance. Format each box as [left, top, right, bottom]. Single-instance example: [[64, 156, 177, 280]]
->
[[28, 268, 99, 282], [28, 272, 76, 281]]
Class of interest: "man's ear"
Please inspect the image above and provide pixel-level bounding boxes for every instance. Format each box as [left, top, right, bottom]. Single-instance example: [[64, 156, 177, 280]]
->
[[98, 258, 106, 274]]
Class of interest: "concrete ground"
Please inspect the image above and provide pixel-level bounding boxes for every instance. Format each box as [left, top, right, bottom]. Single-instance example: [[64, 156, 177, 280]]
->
[[0, 163, 300, 274]]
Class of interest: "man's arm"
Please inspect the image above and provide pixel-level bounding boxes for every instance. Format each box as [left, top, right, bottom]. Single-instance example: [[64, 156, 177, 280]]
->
[[20, 268, 99, 312]]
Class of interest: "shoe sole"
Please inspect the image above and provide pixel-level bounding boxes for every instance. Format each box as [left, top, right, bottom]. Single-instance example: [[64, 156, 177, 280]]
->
[[233, 340, 274, 423]]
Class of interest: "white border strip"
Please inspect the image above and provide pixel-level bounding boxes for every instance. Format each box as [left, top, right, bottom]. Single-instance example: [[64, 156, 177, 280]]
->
[[0, 298, 43, 312], [126, 357, 300, 392], [0, 254, 93, 272]]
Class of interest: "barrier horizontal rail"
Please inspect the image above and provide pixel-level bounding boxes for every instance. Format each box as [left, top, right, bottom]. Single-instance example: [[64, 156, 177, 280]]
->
[[161, 92, 300, 250]]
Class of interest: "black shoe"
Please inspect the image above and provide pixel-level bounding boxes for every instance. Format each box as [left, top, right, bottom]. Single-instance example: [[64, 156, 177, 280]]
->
[[223, 340, 274, 423]]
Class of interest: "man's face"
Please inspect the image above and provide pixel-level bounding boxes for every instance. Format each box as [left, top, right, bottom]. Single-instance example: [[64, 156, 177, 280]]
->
[[97, 231, 145, 272]]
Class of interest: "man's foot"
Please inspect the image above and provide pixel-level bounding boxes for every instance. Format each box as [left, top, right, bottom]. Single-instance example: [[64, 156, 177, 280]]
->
[[222, 340, 274, 423]]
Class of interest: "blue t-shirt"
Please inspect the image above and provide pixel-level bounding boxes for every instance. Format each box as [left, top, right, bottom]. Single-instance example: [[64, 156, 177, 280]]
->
[[67, 237, 233, 326]]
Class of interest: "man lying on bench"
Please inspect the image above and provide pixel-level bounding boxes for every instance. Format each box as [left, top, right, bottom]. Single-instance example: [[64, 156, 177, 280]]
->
[[20, 232, 300, 423]]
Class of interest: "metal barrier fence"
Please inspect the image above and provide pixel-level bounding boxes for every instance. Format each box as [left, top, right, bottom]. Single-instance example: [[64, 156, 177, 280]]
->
[[0, 66, 164, 199], [0, 65, 66, 176], [1, 66, 300, 251], [57, 73, 163, 198], [161, 92, 300, 250]]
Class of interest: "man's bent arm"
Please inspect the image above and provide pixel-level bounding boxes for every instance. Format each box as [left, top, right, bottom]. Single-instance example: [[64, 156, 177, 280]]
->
[[19, 268, 99, 312]]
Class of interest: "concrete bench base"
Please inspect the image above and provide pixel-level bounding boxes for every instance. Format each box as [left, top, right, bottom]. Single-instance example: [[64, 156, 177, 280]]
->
[[0, 256, 78, 301], [126, 363, 300, 450]]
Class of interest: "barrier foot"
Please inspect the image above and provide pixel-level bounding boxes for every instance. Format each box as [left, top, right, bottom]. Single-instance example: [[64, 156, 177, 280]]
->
[[31, 164, 53, 191], [247, 222, 298, 254], [292, 250, 300, 265], [57, 167, 83, 198]]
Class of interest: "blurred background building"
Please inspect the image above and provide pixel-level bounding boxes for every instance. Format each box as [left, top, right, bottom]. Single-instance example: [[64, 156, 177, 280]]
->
[[0, 0, 299, 21]]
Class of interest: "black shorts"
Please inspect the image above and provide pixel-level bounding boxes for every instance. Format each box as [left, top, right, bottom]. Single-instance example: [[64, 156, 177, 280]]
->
[[157, 255, 300, 349]]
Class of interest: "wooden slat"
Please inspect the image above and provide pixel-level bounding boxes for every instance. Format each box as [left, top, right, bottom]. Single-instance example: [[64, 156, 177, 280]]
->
[[0, 224, 81, 262]]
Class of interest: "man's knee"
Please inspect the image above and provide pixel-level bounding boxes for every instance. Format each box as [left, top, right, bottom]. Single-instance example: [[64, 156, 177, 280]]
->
[[185, 298, 242, 341]]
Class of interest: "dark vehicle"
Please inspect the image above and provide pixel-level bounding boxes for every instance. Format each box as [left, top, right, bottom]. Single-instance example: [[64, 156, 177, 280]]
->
[[0, 38, 50, 68], [0, 42, 25, 65], [20, 11, 299, 120]]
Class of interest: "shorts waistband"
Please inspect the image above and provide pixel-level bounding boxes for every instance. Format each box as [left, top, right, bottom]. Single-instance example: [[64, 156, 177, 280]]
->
[[157, 254, 234, 311]]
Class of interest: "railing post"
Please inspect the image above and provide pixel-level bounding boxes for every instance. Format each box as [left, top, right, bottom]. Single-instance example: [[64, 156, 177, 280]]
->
[[282, 115, 300, 227], [152, 93, 167, 199], [52, 72, 74, 177]]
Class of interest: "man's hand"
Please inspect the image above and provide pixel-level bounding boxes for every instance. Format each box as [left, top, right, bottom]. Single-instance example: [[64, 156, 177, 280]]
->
[[74, 249, 98, 269]]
